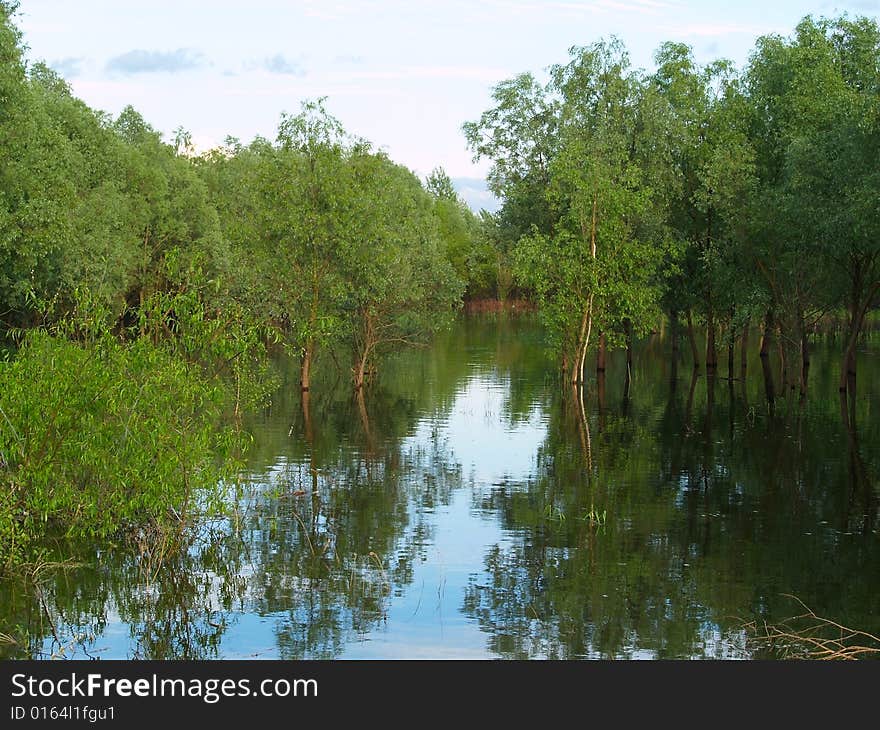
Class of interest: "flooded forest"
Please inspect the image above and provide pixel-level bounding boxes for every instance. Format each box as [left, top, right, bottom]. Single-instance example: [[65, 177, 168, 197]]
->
[[1, 4, 878, 659]]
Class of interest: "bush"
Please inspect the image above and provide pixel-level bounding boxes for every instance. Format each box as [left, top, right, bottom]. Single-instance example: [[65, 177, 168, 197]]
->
[[0, 328, 245, 570]]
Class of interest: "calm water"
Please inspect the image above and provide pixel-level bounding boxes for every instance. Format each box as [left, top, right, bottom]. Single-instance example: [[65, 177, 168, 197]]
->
[[2, 314, 878, 659]]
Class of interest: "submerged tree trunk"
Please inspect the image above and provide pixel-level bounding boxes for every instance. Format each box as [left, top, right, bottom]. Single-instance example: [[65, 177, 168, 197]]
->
[[301, 339, 314, 391], [838, 282, 878, 393], [573, 192, 599, 386], [777, 325, 789, 392], [759, 309, 773, 360], [574, 297, 594, 385], [302, 388, 314, 447], [356, 388, 375, 455], [760, 309, 775, 405], [686, 309, 700, 370], [670, 310, 680, 363], [799, 322, 810, 399], [727, 333, 735, 381], [840, 390, 877, 535], [354, 349, 369, 391], [596, 332, 607, 373], [572, 382, 592, 471], [354, 318, 374, 391], [760, 353, 776, 406], [624, 318, 633, 377], [684, 367, 699, 433], [704, 366, 716, 439], [705, 315, 718, 375], [840, 332, 857, 395]]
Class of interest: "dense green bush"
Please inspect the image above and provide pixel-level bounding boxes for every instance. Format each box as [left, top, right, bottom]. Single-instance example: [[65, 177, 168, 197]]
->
[[0, 327, 247, 570]]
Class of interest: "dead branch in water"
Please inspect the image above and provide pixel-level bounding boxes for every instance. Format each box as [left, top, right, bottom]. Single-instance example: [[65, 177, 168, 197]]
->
[[744, 595, 880, 660]]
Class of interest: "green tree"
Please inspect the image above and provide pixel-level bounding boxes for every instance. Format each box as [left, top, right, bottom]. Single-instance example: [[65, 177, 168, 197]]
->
[[651, 44, 758, 376], [747, 16, 880, 395], [345, 155, 463, 390], [425, 167, 485, 297]]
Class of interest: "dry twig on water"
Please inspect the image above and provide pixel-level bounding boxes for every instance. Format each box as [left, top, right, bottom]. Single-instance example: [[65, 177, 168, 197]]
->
[[745, 594, 880, 660]]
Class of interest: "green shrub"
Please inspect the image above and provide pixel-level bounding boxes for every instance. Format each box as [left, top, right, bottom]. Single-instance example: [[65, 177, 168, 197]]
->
[[0, 328, 245, 570]]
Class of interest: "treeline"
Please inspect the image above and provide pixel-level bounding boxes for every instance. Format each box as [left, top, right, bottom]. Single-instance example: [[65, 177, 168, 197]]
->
[[465, 14, 880, 398], [0, 1, 477, 568], [195, 112, 469, 392], [0, 9, 480, 390]]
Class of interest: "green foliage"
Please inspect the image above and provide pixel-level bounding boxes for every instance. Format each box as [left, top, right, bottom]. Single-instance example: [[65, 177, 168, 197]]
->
[[474, 38, 667, 374], [0, 324, 246, 571], [197, 101, 464, 388], [344, 154, 464, 386], [426, 167, 485, 295], [467, 13, 880, 389]]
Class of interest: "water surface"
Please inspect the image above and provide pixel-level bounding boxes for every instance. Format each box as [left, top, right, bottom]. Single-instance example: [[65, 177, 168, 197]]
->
[[2, 314, 878, 659]]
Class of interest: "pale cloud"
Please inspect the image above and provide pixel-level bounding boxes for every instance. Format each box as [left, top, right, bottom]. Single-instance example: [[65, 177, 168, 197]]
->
[[452, 177, 501, 213], [106, 48, 206, 75], [261, 54, 307, 76], [49, 56, 86, 79]]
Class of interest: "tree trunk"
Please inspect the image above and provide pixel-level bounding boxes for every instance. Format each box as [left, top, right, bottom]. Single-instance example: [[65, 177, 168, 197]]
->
[[777, 326, 788, 391], [686, 309, 700, 369], [670, 310, 680, 362], [301, 340, 313, 391], [302, 388, 314, 446], [760, 351, 776, 406], [576, 297, 594, 385], [624, 318, 633, 378], [705, 315, 717, 375], [354, 349, 369, 391], [760, 309, 775, 404], [356, 388, 375, 455], [759, 309, 773, 359], [684, 367, 698, 431], [573, 382, 592, 472], [354, 311, 376, 391], [800, 323, 810, 398], [740, 321, 749, 380], [727, 333, 735, 381], [704, 369, 716, 454], [838, 283, 878, 393], [572, 192, 599, 386], [596, 332, 607, 373]]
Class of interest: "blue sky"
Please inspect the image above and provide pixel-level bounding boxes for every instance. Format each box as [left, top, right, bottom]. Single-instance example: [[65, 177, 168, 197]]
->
[[13, 0, 880, 210]]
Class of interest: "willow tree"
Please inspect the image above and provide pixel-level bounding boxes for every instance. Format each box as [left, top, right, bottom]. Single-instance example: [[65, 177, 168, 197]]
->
[[463, 72, 559, 278], [343, 153, 463, 391], [746, 16, 880, 395], [425, 167, 485, 297], [650, 44, 759, 376], [264, 99, 359, 391], [516, 39, 665, 385]]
